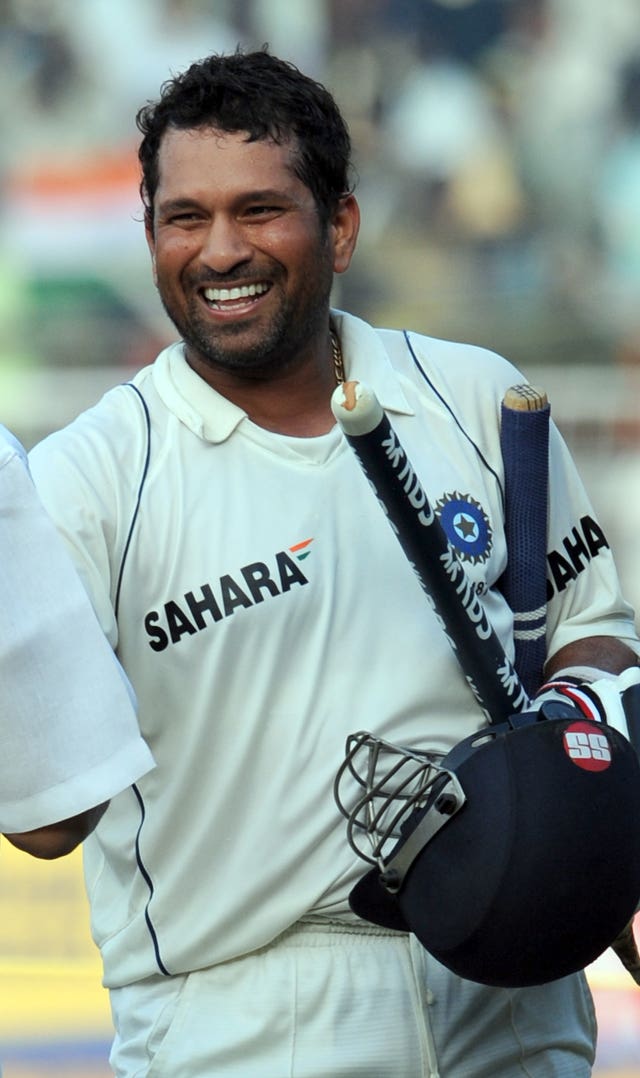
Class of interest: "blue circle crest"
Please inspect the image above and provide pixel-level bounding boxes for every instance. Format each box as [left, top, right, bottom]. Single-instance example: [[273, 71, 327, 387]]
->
[[435, 492, 492, 564]]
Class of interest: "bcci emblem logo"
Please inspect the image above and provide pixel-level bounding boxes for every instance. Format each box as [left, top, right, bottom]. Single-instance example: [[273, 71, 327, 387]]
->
[[435, 492, 492, 565]]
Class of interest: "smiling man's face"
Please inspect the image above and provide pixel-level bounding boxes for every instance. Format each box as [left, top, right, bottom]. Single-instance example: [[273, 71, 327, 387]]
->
[[147, 126, 342, 382]]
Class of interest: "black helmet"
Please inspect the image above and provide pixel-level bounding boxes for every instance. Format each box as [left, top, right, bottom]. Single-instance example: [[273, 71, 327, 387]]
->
[[334, 703, 640, 987]]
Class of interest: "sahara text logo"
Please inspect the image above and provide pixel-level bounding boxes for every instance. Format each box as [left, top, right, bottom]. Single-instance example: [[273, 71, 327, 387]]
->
[[546, 515, 609, 600], [144, 541, 312, 651]]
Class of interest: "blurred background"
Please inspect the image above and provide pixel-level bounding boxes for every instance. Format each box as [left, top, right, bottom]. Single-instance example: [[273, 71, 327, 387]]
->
[[0, 0, 639, 1075]]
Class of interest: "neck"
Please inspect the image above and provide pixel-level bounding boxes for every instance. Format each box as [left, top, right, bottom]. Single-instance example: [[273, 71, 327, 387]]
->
[[186, 329, 343, 437]]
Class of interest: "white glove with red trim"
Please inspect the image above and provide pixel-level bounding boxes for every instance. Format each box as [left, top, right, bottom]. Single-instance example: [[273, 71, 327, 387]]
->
[[532, 665, 640, 754]]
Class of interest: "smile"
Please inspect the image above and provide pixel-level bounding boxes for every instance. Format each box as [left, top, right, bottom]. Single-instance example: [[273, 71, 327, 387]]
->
[[202, 282, 270, 306]]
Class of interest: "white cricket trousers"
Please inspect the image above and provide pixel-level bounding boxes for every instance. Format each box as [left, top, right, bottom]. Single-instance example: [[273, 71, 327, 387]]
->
[[108, 921, 596, 1077]]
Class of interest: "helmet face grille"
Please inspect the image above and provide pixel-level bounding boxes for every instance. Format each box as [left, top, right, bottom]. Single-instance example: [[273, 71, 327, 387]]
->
[[333, 732, 449, 871]]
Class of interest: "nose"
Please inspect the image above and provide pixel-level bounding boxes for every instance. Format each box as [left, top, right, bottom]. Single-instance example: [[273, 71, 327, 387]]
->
[[198, 214, 253, 273]]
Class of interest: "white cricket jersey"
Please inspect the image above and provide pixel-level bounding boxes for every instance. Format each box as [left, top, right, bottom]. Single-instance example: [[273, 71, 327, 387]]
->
[[28, 312, 639, 988], [0, 425, 154, 833]]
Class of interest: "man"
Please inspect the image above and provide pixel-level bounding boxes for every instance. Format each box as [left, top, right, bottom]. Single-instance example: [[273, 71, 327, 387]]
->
[[28, 49, 639, 1077], [0, 424, 154, 857]]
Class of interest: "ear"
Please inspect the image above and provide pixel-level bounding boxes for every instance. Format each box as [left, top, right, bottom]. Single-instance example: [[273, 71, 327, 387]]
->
[[145, 221, 158, 287], [331, 194, 360, 275]]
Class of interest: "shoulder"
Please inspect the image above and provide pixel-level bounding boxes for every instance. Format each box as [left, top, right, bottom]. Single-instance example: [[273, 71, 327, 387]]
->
[[380, 327, 524, 398], [337, 312, 526, 428], [29, 370, 155, 484], [0, 424, 28, 468], [336, 311, 524, 395], [27, 374, 160, 545]]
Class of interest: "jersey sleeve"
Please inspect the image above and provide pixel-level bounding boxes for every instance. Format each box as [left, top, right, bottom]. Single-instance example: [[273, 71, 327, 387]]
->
[[0, 438, 154, 833], [541, 421, 639, 660], [445, 346, 640, 661]]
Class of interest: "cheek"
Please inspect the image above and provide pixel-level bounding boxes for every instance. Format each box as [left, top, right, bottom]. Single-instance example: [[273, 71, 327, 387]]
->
[[153, 245, 193, 293], [155, 235, 199, 269], [261, 215, 325, 264]]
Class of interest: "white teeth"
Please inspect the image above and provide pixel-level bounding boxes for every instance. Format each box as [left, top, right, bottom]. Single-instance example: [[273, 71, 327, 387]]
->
[[203, 283, 268, 302]]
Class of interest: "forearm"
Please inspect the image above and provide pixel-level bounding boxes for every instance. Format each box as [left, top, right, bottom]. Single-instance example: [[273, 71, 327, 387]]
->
[[3, 801, 109, 860], [544, 635, 639, 680]]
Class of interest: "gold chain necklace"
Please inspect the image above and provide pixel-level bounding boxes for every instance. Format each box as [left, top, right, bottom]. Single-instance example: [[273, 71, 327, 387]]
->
[[331, 329, 345, 385]]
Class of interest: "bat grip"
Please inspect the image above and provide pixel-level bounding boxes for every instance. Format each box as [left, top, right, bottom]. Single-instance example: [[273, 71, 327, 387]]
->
[[500, 399, 550, 697]]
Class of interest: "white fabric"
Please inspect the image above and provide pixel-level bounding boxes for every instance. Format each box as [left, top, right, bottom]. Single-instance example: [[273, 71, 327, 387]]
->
[[27, 312, 639, 990], [0, 425, 154, 832], [107, 923, 595, 1078]]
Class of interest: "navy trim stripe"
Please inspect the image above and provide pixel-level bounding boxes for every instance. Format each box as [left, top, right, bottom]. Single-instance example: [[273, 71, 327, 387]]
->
[[112, 383, 169, 976], [402, 330, 505, 508], [132, 784, 170, 975], [114, 383, 151, 619]]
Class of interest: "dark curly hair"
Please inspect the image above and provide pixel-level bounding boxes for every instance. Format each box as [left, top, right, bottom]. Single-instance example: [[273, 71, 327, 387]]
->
[[136, 47, 354, 229]]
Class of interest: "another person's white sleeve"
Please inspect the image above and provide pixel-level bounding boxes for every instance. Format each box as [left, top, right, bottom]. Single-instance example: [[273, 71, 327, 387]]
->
[[0, 441, 154, 833]]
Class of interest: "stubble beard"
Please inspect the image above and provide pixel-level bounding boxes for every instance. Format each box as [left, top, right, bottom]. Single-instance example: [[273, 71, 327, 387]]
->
[[158, 277, 333, 381]]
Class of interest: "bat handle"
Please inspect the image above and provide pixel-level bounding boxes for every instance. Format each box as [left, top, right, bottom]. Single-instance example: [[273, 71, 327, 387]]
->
[[331, 381, 384, 435]]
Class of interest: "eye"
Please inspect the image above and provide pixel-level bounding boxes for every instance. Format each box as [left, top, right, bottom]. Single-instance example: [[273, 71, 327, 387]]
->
[[158, 205, 206, 227], [169, 211, 203, 224], [244, 204, 282, 219]]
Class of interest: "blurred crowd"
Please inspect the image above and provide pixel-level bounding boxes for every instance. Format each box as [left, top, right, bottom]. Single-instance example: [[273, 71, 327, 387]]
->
[[2, 0, 640, 393], [329, 0, 640, 379]]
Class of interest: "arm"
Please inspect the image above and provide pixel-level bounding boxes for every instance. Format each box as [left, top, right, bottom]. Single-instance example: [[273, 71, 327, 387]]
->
[[4, 801, 108, 860], [545, 635, 639, 680]]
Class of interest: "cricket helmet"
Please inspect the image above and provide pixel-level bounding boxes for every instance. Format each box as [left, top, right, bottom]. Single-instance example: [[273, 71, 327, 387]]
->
[[334, 703, 640, 987]]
